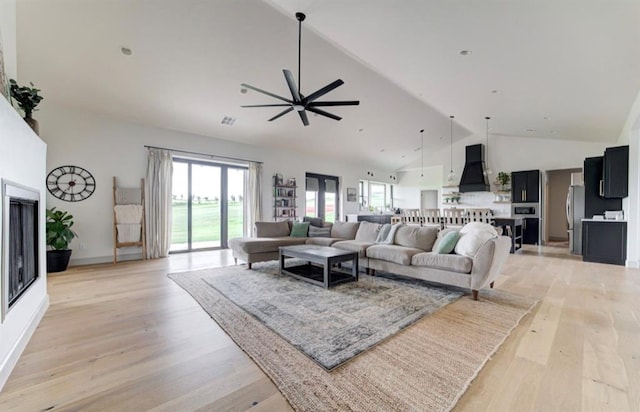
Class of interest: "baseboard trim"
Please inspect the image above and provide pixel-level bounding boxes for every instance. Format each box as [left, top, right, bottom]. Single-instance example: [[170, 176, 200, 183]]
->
[[626, 260, 640, 268], [0, 294, 49, 391], [70, 252, 143, 267]]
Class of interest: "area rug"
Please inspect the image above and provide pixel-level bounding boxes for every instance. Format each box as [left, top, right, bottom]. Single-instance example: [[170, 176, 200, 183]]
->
[[169, 262, 463, 370], [169, 262, 537, 411]]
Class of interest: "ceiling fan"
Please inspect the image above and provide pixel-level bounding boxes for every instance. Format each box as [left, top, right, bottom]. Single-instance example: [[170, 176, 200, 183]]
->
[[240, 12, 360, 126]]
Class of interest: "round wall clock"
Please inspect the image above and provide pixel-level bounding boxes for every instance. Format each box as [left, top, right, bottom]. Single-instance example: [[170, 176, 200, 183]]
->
[[46, 165, 96, 202]]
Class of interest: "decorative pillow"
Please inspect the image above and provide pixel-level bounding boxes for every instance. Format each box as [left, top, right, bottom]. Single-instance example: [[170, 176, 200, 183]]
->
[[375, 223, 392, 243], [355, 221, 382, 242], [454, 231, 496, 257], [255, 221, 290, 237], [460, 222, 498, 236], [290, 222, 310, 238], [380, 223, 404, 244], [434, 231, 460, 254], [432, 228, 459, 251], [303, 216, 324, 228], [308, 225, 331, 237]]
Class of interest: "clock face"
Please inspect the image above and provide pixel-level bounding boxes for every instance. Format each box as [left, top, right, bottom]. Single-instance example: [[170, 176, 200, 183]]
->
[[47, 165, 96, 202]]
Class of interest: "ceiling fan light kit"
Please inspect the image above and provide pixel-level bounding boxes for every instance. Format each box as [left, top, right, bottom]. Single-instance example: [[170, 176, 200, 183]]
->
[[240, 12, 359, 126]]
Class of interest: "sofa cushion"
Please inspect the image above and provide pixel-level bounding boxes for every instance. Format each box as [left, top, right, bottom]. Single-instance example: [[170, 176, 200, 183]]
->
[[308, 225, 331, 237], [394, 225, 438, 251], [331, 221, 360, 240], [411, 252, 473, 274], [303, 216, 324, 227], [355, 221, 382, 242], [305, 237, 341, 246], [332, 240, 375, 257], [290, 222, 309, 237], [255, 221, 290, 237], [229, 237, 306, 254], [366, 244, 424, 265], [433, 231, 460, 254]]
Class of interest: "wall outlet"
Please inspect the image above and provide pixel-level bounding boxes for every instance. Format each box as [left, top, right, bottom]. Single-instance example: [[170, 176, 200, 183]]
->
[[79, 242, 86, 250]]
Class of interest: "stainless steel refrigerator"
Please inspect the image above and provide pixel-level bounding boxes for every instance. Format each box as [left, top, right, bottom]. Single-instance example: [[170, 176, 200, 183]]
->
[[566, 185, 585, 254]]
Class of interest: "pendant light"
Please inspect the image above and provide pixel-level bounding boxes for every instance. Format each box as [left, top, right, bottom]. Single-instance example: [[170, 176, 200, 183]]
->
[[447, 115, 456, 185], [484, 116, 492, 176], [420, 129, 425, 177]]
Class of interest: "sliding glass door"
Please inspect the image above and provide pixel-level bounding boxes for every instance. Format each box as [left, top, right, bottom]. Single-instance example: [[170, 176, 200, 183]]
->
[[171, 159, 246, 252], [305, 173, 339, 222]]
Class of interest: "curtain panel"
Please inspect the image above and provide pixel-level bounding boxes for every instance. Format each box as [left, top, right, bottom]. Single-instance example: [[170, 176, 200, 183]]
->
[[145, 148, 173, 258], [247, 162, 263, 236]]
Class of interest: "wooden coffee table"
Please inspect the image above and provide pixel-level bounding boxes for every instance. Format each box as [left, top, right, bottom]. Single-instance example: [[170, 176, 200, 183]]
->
[[279, 244, 359, 288]]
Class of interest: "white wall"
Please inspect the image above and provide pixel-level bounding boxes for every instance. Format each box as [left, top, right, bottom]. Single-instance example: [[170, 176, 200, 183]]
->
[[0, 96, 48, 389], [0, 2, 49, 390], [395, 165, 442, 209], [39, 104, 396, 265]]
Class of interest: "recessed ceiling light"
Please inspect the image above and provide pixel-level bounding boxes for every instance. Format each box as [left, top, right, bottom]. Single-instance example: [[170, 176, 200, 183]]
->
[[459, 50, 472, 56], [121, 47, 132, 56], [358, 128, 364, 132], [240, 88, 247, 94], [380, 149, 385, 152], [401, 155, 406, 158], [491, 90, 500, 94], [543, 116, 551, 120], [550, 130, 558, 134], [414, 147, 421, 152], [526, 128, 536, 132]]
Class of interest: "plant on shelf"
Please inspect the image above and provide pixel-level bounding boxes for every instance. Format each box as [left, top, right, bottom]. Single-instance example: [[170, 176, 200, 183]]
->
[[497, 171, 510, 191], [9, 79, 44, 134], [46, 207, 77, 273]]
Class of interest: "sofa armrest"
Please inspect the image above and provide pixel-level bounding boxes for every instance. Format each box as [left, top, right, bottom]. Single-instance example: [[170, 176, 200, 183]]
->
[[469, 236, 511, 290]]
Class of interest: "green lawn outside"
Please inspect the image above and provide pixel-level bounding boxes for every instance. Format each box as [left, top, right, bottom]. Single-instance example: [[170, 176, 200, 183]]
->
[[172, 200, 244, 245]]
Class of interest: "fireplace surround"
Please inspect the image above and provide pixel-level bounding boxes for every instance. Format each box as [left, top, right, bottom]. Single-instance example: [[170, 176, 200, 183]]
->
[[1, 179, 40, 322]]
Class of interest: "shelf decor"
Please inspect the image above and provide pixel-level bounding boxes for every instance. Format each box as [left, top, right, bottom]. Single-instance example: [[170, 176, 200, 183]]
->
[[273, 173, 297, 221]]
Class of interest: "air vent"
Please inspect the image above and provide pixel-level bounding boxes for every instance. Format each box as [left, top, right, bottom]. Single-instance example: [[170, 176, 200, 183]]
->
[[221, 116, 236, 126]]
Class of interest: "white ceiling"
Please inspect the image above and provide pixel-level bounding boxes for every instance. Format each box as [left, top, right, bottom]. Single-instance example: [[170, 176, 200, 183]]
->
[[16, 0, 640, 171]]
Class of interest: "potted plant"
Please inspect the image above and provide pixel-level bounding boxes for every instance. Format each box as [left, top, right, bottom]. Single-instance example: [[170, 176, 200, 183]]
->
[[46, 207, 77, 273], [9, 79, 44, 135], [497, 171, 511, 191]]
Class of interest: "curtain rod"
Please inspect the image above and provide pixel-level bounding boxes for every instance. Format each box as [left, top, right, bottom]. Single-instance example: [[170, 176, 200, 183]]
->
[[144, 145, 263, 164]]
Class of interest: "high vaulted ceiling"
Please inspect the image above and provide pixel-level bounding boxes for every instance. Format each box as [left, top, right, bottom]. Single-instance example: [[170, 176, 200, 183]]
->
[[16, 0, 640, 171]]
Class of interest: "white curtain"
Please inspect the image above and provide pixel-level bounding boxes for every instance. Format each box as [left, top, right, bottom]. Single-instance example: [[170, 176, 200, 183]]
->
[[246, 162, 263, 236], [145, 148, 173, 258]]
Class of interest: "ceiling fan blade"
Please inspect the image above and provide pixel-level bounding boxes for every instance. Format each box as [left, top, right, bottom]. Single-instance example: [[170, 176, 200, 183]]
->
[[304, 79, 344, 103], [308, 100, 360, 107], [298, 110, 310, 126], [241, 83, 292, 104], [268, 107, 294, 121], [306, 107, 342, 121], [283, 70, 302, 102], [241, 104, 292, 108]]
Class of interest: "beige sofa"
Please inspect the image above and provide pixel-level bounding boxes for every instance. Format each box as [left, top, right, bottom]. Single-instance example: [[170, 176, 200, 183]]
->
[[228, 220, 511, 300]]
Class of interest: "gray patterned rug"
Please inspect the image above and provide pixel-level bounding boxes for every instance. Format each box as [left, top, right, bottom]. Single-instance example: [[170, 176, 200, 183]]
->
[[169, 261, 463, 370]]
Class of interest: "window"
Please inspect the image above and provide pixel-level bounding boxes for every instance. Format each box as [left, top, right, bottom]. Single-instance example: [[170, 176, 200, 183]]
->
[[306, 173, 339, 222], [359, 180, 394, 212]]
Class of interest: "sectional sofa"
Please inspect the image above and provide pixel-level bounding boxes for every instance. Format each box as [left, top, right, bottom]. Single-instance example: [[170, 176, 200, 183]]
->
[[228, 220, 511, 300]]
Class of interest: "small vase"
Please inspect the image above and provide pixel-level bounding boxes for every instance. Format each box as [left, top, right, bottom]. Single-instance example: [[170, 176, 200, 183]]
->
[[24, 112, 39, 135]]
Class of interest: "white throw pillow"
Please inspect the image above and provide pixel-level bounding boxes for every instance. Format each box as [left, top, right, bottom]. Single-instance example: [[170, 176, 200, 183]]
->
[[459, 222, 498, 236], [454, 231, 496, 257]]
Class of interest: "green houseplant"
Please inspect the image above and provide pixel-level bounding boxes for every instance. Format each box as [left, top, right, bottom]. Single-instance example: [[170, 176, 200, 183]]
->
[[46, 207, 77, 273], [9, 78, 44, 134], [497, 171, 511, 191]]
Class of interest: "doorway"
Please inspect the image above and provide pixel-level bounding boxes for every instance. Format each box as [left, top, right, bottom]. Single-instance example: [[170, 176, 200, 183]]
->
[[420, 190, 438, 209], [171, 158, 247, 252]]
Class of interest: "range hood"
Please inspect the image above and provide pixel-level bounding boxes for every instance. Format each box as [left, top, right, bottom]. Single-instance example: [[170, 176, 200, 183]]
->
[[458, 144, 490, 192]]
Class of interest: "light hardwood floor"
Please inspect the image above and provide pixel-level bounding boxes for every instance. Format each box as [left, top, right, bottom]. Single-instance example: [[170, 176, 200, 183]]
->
[[0, 246, 639, 411]]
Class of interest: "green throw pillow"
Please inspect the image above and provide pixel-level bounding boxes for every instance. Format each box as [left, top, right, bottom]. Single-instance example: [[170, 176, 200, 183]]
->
[[290, 222, 310, 237], [434, 231, 460, 254]]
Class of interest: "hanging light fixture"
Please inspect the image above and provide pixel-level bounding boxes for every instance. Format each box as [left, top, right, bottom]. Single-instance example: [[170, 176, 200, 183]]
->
[[484, 116, 493, 176], [420, 129, 425, 178], [447, 115, 456, 185]]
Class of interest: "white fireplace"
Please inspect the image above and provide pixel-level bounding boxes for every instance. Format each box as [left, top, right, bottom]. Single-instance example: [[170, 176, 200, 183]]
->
[[1, 179, 40, 322]]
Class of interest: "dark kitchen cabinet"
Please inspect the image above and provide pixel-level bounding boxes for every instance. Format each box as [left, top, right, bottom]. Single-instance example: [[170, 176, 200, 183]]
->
[[603, 145, 629, 198], [511, 170, 540, 203], [584, 156, 621, 219], [522, 217, 539, 245], [582, 221, 627, 265]]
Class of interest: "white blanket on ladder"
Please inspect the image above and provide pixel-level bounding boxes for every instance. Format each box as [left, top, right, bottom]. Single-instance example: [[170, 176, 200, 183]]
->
[[114, 204, 143, 224], [117, 224, 141, 243]]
